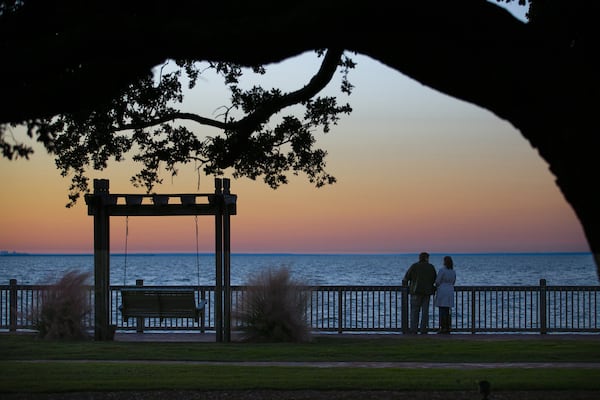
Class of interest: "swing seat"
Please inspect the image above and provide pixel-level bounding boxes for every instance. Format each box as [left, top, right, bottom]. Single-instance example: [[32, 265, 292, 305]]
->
[[119, 288, 206, 323]]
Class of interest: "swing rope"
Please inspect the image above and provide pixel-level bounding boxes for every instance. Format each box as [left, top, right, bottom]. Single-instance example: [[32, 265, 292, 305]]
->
[[123, 216, 129, 286], [195, 215, 200, 287]]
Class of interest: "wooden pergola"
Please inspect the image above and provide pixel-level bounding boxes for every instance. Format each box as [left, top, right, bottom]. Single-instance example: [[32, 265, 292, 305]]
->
[[85, 178, 237, 341]]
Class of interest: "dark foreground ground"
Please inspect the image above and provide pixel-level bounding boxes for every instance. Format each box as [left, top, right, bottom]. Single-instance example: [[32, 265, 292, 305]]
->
[[4, 390, 600, 400]]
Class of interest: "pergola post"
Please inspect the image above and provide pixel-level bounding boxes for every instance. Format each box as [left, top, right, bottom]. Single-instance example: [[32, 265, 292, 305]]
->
[[223, 178, 232, 343], [214, 178, 223, 342], [92, 179, 111, 341], [214, 177, 233, 342]]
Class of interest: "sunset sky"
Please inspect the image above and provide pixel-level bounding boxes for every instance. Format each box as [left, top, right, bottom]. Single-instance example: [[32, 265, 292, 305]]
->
[[0, 2, 591, 255]]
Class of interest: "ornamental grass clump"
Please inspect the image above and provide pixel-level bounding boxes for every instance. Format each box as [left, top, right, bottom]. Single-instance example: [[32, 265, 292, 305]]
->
[[33, 270, 92, 340], [234, 266, 312, 342]]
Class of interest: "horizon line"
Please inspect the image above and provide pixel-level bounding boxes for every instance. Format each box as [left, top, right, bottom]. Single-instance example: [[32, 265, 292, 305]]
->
[[0, 251, 593, 257]]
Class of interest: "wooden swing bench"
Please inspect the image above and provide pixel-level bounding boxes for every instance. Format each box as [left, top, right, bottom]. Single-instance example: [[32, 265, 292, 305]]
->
[[120, 288, 207, 323]]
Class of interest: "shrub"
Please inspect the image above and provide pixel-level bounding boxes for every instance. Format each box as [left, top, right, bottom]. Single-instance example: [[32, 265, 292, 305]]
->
[[33, 270, 92, 340], [234, 266, 312, 342]]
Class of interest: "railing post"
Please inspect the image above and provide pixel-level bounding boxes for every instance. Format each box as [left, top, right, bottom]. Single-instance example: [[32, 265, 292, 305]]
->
[[337, 288, 343, 334], [199, 288, 206, 333], [539, 279, 547, 334], [9, 279, 17, 332], [471, 289, 476, 334], [136, 279, 144, 333], [401, 282, 409, 334]]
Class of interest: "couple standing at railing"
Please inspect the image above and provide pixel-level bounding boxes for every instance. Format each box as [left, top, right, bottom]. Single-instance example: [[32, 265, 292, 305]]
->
[[402, 252, 456, 334]]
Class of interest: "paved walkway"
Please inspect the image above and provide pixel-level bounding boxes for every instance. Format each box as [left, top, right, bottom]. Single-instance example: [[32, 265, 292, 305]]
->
[[106, 331, 600, 369], [114, 331, 600, 343], [23, 359, 600, 369]]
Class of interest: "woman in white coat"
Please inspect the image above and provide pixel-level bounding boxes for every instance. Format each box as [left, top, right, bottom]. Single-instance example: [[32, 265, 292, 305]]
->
[[434, 256, 456, 334]]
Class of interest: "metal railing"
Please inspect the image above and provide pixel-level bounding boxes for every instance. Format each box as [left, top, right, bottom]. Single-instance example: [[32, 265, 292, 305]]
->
[[2, 279, 599, 334]]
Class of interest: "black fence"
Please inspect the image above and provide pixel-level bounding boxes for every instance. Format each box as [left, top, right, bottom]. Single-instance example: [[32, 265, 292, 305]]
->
[[2, 279, 599, 334]]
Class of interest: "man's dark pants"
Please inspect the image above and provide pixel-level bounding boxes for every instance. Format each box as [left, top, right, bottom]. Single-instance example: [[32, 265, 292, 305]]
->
[[410, 293, 431, 334]]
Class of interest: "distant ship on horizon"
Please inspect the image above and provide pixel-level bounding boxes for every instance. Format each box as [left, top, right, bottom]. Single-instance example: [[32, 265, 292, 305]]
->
[[0, 250, 29, 256]]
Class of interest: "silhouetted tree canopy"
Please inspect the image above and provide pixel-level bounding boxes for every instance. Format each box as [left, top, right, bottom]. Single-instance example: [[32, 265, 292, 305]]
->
[[1, 0, 599, 276], [5, 49, 355, 205]]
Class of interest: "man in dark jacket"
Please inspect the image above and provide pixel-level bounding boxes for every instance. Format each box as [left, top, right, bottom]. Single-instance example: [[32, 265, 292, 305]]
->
[[403, 252, 437, 334]]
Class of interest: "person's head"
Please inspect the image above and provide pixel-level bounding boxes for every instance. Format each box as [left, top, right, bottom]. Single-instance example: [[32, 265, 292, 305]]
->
[[443, 256, 454, 270], [419, 252, 429, 262]]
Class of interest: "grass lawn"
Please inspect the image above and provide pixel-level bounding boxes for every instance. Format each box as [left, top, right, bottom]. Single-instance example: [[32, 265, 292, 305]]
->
[[1, 334, 600, 395]]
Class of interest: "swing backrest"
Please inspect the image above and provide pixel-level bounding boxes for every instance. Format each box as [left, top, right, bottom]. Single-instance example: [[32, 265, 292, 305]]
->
[[120, 288, 206, 322]]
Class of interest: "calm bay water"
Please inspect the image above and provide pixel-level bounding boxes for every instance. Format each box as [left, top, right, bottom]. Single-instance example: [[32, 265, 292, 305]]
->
[[1, 253, 598, 287]]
